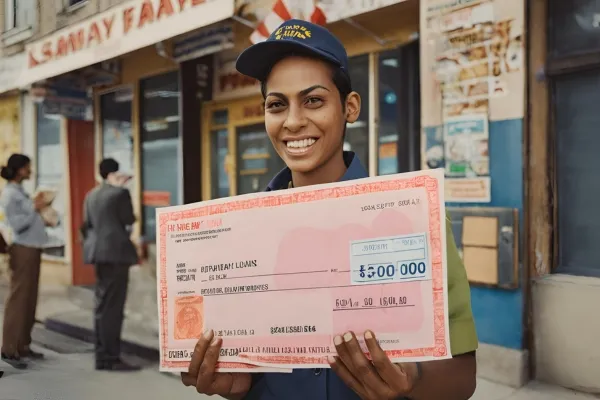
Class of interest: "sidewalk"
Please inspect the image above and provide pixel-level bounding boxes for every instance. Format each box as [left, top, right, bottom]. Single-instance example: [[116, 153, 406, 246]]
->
[[1, 273, 598, 400]]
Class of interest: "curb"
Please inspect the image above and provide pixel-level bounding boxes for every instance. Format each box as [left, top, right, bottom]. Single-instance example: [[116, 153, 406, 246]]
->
[[44, 318, 160, 361]]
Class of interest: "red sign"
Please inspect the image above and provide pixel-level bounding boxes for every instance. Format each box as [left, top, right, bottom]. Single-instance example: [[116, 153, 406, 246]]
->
[[143, 191, 171, 207]]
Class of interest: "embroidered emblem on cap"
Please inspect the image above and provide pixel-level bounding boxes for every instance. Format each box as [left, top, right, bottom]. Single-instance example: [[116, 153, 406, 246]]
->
[[275, 24, 312, 40]]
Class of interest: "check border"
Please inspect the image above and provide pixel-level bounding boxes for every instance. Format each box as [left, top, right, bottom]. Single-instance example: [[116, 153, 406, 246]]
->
[[158, 174, 447, 369]]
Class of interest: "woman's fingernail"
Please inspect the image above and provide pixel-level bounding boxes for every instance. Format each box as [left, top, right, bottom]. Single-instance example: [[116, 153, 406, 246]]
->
[[365, 330, 373, 339], [327, 355, 336, 364], [343, 332, 353, 342], [334, 335, 343, 346], [204, 329, 213, 339]]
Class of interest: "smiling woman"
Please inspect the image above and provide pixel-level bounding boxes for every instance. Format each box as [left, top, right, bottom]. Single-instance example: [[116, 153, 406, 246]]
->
[[182, 18, 477, 400]]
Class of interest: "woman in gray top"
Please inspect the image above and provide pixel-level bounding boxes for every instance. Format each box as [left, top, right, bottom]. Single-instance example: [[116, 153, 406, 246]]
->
[[0, 154, 47, 370]]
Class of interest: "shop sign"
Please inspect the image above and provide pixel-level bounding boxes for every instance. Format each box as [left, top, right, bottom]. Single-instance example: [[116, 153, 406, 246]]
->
[[23, 0, 235, 87], [213, 51, 260, 101], [173, 21, 234, 63], [0, 53, 26, 94], [143, 191, 171, 207]]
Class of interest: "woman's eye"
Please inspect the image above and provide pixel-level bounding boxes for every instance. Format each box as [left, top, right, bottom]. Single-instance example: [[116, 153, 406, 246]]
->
[[305, 97, 322, 106], [266, 101, 283, 109]]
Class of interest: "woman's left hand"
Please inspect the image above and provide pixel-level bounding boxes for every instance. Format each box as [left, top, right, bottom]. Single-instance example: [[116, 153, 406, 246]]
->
[[329, 330, 420, 400]]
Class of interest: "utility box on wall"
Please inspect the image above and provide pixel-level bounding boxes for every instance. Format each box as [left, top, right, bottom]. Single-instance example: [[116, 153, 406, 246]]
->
[[447, 207, 519, 290]]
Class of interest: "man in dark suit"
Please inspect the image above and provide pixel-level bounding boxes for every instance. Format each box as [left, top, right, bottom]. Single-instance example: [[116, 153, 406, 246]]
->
[[81, 158, 140, 372]]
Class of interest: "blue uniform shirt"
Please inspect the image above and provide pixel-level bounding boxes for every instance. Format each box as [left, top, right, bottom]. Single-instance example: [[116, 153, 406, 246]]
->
[[248, 152, 401, 400]]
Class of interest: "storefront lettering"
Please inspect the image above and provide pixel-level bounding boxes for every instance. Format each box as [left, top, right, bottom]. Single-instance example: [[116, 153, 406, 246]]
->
[[28, 0, 208, 68]]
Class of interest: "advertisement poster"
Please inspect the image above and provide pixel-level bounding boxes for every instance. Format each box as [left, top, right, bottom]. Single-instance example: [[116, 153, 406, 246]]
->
[[420, 0, 524, 202], [443, 113, 490, 202]]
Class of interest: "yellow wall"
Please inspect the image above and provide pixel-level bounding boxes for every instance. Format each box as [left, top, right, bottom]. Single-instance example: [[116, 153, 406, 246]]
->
[[0, 95, 21, 189]]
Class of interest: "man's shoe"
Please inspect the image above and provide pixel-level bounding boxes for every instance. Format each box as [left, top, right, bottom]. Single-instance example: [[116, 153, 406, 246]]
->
[[96, 359, 141, 372], [1, 353, 27, 370], [22, 349, 45, 360]]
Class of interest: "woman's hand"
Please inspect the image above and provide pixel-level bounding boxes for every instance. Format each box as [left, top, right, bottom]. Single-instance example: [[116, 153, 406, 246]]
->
[[329, 330, 420, 400], [181, 329, 251, 399]]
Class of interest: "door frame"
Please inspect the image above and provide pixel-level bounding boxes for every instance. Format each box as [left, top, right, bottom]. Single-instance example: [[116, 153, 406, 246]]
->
[[201, 94, 265, 200]]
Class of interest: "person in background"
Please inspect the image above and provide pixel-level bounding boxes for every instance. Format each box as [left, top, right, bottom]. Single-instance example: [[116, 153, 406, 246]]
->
[[0, 154, 47, 370], [81, 158, 139, 372], [181, 20, 478, 400]]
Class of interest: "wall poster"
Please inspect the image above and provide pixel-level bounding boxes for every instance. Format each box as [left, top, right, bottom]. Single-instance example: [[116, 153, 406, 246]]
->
[[421, 0, 524, 203]]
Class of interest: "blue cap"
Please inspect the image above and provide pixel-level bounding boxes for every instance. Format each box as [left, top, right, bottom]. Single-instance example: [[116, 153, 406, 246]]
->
[[235, 19, 349, 82]]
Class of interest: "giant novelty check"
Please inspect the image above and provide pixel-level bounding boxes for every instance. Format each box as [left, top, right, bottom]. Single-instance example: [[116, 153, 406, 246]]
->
[[157, 169, 451, 372]]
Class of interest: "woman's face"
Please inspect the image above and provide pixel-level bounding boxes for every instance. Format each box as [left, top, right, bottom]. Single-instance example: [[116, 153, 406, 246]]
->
[[17, 163, 32, 181], [264, 56, 360, 174]]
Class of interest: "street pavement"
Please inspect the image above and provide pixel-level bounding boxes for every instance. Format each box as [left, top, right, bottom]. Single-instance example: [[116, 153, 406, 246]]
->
[[1, 283, 598, 399], [1, 322, 596, 400], [0, 312, 213, 400]]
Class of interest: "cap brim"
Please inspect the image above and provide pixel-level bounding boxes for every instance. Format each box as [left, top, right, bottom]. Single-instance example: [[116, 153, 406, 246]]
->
[[235, 40, 342, 82]]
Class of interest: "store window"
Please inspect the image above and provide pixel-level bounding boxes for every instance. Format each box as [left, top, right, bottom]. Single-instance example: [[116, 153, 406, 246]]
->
[[210, 110, 230, 199], [548, 0, 600, 277], [378, 42, 421, 175], [549, 0, 600, 58], [140, 71, 181, 241], [346, 55, 369, 167], [236, 124, 285, 194], [36, 105, 66, 257], [100, 87, 134, 177], [553, 69, 600, 278]]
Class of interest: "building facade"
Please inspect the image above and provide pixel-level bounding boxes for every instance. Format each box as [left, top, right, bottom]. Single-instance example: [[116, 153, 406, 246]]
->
[[0, 0, 597, 394]]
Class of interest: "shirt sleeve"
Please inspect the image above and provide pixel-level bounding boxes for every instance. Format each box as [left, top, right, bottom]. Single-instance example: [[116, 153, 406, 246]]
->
[[5, 191, 37, 235], [445, 210, 479, 356]]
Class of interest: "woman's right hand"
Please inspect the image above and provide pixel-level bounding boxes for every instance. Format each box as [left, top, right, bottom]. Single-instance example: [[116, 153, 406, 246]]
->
[[181, 329, 251, 399]]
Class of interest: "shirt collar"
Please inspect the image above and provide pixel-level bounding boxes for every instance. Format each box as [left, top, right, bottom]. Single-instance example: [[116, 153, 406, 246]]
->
[[266, 151, 368, 191]]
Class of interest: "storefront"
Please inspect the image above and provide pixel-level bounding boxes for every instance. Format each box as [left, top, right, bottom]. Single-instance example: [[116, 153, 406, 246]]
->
[[527, 0, 600, 393], [200, 0, 421, 200], [17, 0, 237, 286]]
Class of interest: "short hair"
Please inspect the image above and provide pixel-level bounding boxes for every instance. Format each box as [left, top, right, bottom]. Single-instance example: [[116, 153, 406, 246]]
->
[[99, 158, 119, 179]]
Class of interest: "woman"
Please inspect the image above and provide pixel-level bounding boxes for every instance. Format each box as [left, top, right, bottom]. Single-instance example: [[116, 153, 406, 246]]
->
[[0, 154, 47, 370], [182, 20, 478, 400]]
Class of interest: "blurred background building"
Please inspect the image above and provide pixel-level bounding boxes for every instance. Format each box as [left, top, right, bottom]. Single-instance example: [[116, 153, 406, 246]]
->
[[0, 0, 597, 395]]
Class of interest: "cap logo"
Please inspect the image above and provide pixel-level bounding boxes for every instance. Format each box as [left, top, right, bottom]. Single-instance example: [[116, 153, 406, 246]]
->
[[275, 24, 312, 40]]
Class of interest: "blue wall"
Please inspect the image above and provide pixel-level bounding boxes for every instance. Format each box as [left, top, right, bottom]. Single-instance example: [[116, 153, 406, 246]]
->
[[429, 118, 525, 350]]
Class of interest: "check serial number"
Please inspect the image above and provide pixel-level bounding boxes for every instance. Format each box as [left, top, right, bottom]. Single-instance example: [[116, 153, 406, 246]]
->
[[270, 325, 317, 334]]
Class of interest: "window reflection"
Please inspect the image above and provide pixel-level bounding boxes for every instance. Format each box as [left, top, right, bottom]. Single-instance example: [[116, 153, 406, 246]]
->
[[211, 128, 230, 199], [236, 124, 285, 194], [101, 87, 134, 177], [346, 55, 369, 167], [378, 51, 401, 175], [140, 72, 180, 241], [36, 105, 65, 257]]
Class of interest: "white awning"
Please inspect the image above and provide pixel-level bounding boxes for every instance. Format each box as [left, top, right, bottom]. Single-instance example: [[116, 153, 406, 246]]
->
[[20, 0, 235, 87]]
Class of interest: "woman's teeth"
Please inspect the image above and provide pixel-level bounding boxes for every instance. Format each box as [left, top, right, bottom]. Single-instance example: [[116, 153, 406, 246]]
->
[[286, 138, 316, 150]]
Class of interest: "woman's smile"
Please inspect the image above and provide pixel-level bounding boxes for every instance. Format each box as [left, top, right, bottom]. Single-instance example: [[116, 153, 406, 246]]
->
[[284, 137, 319, 155]]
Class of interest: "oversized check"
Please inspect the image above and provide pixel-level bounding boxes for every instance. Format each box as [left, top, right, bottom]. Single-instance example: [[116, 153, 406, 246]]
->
[[157, 169, 451, 372]]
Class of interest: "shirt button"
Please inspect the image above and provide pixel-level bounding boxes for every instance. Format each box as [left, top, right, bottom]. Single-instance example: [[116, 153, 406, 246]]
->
[[314, 368, 322, 376]]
